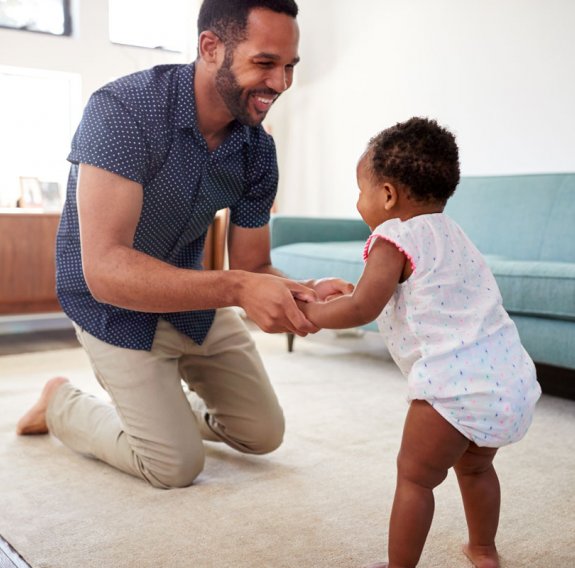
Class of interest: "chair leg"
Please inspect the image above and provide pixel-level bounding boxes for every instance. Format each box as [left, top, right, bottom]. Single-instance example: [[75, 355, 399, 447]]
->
[[287, 333, 295, 352]]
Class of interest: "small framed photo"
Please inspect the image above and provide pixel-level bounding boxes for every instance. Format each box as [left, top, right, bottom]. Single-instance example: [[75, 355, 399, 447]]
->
[[19, 176, 43, 208], [40, 181, 62, 212]]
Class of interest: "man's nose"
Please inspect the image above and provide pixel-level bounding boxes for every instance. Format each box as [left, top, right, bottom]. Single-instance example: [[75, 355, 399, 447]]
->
[[267, 68, 290, 93]]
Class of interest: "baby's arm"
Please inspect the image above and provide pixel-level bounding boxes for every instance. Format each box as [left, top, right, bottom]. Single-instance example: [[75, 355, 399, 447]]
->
[[298, 238, 406, 329]]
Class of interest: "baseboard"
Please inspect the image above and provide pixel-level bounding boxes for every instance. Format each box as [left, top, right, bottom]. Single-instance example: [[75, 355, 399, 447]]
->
[[0, 312, 72, 336]]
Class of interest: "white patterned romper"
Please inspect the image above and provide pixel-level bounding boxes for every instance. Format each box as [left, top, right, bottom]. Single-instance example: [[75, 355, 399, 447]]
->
[[364, 214, 541, 447]]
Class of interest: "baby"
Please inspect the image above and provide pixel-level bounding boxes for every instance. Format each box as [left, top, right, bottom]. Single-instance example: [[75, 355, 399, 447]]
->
[[298, 117, 541, 568]]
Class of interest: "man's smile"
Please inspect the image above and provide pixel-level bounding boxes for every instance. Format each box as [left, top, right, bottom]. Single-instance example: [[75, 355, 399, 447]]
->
[[251, 91, 278, 113]]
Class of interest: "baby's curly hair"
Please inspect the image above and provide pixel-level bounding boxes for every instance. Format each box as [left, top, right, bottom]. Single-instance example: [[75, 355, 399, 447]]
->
[[366, 117, 460, 204]]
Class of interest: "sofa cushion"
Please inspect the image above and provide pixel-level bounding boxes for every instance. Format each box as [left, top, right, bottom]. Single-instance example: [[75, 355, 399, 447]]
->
[[486, 257, 575, 321], [271, 242, 365, 284], [272, 242, 575, 323]]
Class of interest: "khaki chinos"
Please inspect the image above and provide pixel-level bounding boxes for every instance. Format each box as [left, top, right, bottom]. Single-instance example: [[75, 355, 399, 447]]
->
[[46, 308, 284, 488]]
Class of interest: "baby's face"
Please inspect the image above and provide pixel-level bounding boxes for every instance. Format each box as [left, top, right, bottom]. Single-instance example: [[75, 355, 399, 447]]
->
[[356, 156, 392, 230]]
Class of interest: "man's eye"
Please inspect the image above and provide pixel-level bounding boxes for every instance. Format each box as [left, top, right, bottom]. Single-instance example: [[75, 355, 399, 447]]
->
[[257, 62, 274, 68]]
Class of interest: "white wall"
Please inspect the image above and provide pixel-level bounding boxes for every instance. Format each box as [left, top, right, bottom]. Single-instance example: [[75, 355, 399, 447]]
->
[[0, 0, 197, 104], [1, 1, 573, 218], [270, 0, 575, 217], [0, 0, 198, 206]]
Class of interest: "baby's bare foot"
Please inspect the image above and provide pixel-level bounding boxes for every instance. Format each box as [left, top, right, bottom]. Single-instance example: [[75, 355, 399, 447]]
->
[[463, 543, 499, 568], [16, 377, 69, 435]]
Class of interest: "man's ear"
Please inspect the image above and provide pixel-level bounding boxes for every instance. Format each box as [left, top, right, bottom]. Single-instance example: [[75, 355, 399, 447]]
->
[[382, 182, 398, 210], [198, 31, 222, 65]]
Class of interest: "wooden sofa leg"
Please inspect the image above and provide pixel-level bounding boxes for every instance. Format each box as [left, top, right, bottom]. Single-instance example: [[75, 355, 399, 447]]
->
[[287, 333, 295, 352]]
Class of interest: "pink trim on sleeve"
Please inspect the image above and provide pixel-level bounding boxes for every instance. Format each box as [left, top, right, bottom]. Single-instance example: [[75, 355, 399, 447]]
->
[[363, 234, 416, 272]]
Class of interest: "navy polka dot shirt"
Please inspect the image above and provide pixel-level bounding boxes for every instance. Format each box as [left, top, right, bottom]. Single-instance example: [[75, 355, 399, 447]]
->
[[56, 63, 278, 350]]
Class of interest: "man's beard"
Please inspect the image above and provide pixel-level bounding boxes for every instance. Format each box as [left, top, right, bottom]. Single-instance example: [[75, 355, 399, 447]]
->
[[215, 54, 276, 127]]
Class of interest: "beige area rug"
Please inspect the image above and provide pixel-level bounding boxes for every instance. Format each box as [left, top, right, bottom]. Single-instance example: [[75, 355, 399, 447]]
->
[[0, 330, 574, 568]]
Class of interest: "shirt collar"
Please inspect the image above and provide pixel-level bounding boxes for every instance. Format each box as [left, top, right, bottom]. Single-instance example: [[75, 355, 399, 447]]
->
[[176, 63, 252, 147]]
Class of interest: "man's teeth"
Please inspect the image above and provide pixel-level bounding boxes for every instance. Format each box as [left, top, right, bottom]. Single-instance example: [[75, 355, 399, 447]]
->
[[256, 96, 274, 105]]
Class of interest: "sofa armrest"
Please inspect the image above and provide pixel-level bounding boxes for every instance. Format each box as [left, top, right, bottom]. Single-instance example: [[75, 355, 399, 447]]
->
[[270, 215, 371, 249]]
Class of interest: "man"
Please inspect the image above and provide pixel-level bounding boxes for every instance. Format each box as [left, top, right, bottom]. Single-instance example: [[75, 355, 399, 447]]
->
[[17, 0, 351, 489]]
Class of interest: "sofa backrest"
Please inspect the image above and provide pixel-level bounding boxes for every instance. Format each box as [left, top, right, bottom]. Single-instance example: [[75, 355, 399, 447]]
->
[[270, 216, 371, 249], [445, 173, 575, 262]]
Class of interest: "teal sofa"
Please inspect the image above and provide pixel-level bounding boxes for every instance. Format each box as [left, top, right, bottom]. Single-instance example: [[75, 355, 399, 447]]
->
[[270, 174, 575, 388]]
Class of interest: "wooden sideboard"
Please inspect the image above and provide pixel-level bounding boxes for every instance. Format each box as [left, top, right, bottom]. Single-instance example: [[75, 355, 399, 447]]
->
[[0, 209, 229, 316], [0, 211, 62, 314], [202, 209, 229, 272]]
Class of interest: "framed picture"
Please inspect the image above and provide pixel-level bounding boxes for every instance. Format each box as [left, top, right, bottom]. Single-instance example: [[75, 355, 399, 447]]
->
[[0, 0, 72, 36], [40, 181, 62, 212], [19, 176, 43, 208]]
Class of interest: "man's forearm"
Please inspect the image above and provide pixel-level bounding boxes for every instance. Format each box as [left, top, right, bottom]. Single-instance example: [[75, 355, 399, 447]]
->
[[250, 263, 319, 291], [83, 244, 249, 313], [249, 262, 286, 278], [246, 262, 318, 288]]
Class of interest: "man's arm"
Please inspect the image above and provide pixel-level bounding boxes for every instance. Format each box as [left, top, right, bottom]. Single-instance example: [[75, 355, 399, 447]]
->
[[297, 238, 406, 329], [228, 221, 355, 295], [77, 164, 316, 335], [227, 219, 284, 277], [227, 222, 320, 334]]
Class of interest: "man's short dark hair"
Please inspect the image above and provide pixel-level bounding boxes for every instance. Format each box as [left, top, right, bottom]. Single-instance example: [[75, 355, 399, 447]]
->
[[367, 117, 460, 204], [198, 0, 299, 49]]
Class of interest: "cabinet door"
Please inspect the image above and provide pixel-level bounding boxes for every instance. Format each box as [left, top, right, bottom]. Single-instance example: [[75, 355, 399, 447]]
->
[[0, 210, 229, 315], [0, 213, 61, 314]]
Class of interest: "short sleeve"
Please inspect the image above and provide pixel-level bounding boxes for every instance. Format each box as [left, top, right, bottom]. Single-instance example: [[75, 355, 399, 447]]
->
[[229, 133, 278, 228], [68, 88, 149, 184], [364, 218, 418, 272]]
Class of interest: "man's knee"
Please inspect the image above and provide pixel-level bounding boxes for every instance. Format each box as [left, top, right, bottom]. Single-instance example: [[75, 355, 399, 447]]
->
[[142, 450, 206, 489], [238, 411, 285, 455], [251, 424, 284, 454]]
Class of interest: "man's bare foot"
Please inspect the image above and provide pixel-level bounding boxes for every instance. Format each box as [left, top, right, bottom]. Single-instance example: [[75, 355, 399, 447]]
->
[[16, 377, 69, 435], [463, 543, 500, 568], [364, 564, 388, 568]]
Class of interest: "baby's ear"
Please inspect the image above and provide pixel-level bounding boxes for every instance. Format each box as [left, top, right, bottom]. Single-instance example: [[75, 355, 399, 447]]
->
[[383, 182, 398, 210]]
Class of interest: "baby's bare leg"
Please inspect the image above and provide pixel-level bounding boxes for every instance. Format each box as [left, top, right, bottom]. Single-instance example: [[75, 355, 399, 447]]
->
[[386, 400, 470, 568], [454, 444, 500, 568]]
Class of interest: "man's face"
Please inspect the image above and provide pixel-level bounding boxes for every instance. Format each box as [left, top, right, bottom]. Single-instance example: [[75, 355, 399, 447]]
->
[[215, 8, 300, 127]]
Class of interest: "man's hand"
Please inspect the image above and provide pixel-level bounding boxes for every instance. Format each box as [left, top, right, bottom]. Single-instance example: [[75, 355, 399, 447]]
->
[[305, 277, 355, 302], [238, 273, 319, 336]]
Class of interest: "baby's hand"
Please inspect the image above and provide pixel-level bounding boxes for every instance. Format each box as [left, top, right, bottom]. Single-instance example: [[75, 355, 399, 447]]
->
[[323, 292, 351, 302], [295, 298, 312, 310], [311, 278, 354, 301]]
